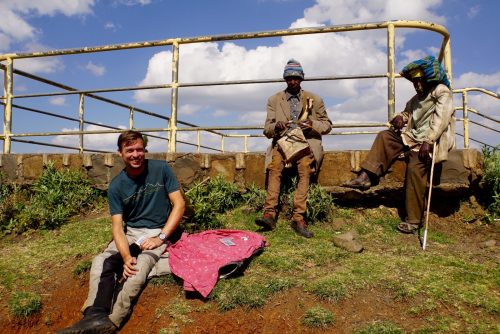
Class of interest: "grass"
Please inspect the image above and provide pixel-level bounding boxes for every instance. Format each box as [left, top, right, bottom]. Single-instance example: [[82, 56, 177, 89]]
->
[[302, 306, 335, 328], [0, 197, 498, 332], [0, 217, 111, 291], [354, 321, 404, 334], [9, 291, 42, 318]]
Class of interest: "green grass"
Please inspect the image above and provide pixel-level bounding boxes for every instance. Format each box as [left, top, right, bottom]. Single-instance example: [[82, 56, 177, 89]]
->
[[354, 321, 404, 334], [0, 217, 111, 291], [302, 306, 335, 328], [0, 200, 498, 332], [9, 291, 42, 318]]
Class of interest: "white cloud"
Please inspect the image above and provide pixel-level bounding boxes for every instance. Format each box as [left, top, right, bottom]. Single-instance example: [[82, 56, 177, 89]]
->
[[213, 109, 229, 117], [0, 0, 95, 51], [49, 96, 66, 106], [132, 0, 462, 151], [85, 61, 106, 76], [467, 5, 480, 19], [454, 71, 500, 89], [113, 0, 152, 6], [104, 22, 119, 32], [14, 56, 64, 73], [52, 124, 126, 151], [302, 0, 445, 26]]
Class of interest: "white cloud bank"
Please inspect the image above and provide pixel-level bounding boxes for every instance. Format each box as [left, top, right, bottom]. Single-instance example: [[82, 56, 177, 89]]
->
[[3, 0, 497, 152]]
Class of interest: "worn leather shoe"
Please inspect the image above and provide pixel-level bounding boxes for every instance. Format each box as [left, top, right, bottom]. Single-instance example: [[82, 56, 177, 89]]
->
[[396, 222, 421, 234], [56, 313, 117, 334], [255, 213, 276, 230], [291, 220, 313, 238], [342, 171, 372, 190]]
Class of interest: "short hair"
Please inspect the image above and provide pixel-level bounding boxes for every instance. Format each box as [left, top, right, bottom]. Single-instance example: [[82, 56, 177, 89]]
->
[[117, 130, 145, 151]]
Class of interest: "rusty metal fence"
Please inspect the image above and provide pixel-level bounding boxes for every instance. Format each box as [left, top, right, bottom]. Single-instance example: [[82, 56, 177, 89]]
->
[[1, 20, 498, 154]]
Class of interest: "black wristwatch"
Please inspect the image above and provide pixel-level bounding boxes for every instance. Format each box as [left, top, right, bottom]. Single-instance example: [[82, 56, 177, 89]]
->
[[158, 232, 167, 243]]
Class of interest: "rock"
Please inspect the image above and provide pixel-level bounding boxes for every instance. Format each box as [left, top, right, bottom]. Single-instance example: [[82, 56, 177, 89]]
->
[[332, 230, 363, 253], [480, 239, 496, 248], [331, 218, 347, 230]]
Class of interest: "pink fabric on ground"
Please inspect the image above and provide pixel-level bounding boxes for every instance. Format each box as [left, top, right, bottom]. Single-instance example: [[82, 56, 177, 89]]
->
[[168, 229, 266, 298]]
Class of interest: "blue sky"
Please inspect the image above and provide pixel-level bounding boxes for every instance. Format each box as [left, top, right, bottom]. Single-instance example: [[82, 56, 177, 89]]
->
[[0, 0, 498, 153]]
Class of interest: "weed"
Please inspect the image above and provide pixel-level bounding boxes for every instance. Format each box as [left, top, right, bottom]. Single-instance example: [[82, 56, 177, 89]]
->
[[479, 146, 500, 222], [301, 306, 334, 328], [185, 175, 242, 230], [0, 162, 102, 234], [167, 297, 193, 324], [150, 275, 178, 287], [9, 291, 42, 318], [73, 260, 92, 277], [241, 183, 266, 212], [306, 276, 347, 303], [354, 320, 404, 334], [158, 323, 180, 334], [306, 183, 335, 222]]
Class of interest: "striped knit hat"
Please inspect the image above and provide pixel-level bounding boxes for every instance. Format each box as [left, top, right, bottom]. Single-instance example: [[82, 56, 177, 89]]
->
[[283, 59, 304, 79]]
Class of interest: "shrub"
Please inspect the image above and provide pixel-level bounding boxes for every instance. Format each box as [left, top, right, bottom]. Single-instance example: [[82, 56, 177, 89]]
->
[[480, 146, 500, 222], [0, 171, 12, 202], [0, 162, 101, 233], [9, 291, 42, 318], [185, 175, 242, 230], [282, 177, 334, 223], [241, 183, 266, 212]]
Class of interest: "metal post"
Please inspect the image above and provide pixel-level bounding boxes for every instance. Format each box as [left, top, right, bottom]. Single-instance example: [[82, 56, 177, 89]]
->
[[462, 91, 469, 148], [78, 93, 84, 153], [129, 107, 134, 129], [387, 24, 396, 121], [221, 135, 224, 153], [168, 40, 180, 153], [197, 129, 200, 153], [442, 37, 453, 85], [3, 58, 13, 153], [244, 136, 248, 153]]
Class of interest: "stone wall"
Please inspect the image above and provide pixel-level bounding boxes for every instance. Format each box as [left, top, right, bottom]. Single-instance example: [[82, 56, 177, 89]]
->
[[0, 149, 483, 192]]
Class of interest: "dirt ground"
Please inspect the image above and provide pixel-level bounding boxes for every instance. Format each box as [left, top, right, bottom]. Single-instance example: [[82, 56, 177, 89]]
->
[[1, 209, 498, 334]]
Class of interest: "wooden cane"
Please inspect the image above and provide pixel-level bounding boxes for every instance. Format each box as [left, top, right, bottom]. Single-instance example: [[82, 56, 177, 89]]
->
[[422, 142, 437, 250]]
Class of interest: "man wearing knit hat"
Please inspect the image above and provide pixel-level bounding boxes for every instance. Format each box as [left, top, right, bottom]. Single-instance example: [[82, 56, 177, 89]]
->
[[255, 59, 332, 238], [343, 56, 455, 234]]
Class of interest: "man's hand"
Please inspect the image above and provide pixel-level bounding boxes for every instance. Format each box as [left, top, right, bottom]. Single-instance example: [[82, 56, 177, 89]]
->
[[390, 115, 405, 130], [140, 236, 164, 250], [298, 119, 312, 129], [275, 121, 287, 132], [418, 142, 432, 162], [123, 256, 138, 279]]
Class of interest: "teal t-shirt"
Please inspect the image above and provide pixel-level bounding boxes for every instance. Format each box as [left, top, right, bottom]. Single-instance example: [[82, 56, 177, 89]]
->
[[108, 159, 180, 229]]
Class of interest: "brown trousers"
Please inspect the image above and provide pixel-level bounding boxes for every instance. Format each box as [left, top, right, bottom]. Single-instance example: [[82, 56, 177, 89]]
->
[[264, 147, 315, 221], [361, 130, 431, 225]]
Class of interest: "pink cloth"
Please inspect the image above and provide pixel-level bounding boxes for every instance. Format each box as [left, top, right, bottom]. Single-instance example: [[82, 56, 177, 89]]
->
[[168, 229, 266, 297]]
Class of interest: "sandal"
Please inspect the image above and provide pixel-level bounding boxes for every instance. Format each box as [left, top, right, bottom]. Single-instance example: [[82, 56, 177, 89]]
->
[[396, 222, 421, 234]]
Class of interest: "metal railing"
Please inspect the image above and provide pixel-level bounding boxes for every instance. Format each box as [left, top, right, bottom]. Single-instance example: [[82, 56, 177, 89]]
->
[[453, 88, 499, 149], [1, 20, 497, 154]]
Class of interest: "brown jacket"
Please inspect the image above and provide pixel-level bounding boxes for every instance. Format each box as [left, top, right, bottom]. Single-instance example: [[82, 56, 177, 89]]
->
[[264, 89, 332, 168]]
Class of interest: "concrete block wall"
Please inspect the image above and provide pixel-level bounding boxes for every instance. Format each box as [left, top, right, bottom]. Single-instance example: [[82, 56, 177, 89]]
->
[[0, 149, 483, 192]]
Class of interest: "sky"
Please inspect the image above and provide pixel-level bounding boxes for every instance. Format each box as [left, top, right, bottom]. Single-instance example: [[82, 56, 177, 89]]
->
[[0, 0, 498, 153]]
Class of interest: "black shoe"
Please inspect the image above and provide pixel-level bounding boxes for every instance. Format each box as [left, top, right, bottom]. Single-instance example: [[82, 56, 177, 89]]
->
[[255, 213, 276, 230], [56, 313, 117, 334], [291, 220, 313, 238]]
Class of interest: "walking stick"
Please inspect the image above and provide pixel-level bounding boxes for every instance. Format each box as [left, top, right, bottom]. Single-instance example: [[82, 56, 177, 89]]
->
[[422, 142, 437, 250]]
